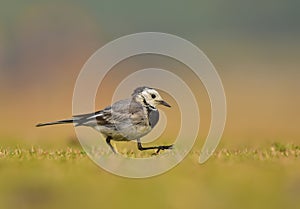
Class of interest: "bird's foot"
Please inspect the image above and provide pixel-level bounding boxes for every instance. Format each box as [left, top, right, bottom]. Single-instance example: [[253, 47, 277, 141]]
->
[[154, 144, 174, 154]]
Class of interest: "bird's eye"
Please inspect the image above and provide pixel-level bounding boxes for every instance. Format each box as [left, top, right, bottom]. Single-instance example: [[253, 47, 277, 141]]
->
[[151, 94, 156, 99]]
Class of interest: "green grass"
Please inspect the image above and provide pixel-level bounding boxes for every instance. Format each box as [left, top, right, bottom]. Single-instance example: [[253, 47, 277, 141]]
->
[[0, 143, 300, 209], [1, 142, 299, 160]]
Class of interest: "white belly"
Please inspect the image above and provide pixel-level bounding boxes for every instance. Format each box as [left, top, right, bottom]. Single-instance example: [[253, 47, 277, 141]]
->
[[93, 124, 152, 141]]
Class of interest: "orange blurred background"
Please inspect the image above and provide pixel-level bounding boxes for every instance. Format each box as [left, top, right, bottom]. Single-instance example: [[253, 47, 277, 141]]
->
[[0, 1, 299, 148]]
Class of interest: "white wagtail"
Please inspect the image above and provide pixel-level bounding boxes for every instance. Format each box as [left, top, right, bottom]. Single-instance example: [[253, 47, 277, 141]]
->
[[36, 86, 173, 154]]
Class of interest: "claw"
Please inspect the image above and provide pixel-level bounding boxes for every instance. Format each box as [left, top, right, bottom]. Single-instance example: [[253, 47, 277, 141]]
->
[[156, 144, 174, 154]]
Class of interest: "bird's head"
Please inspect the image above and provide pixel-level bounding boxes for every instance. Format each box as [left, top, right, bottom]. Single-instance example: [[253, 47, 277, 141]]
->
[[132, 86, 171, 108]]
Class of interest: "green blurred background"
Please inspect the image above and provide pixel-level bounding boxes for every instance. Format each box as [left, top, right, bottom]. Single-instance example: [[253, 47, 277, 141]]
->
[[0, 1, 300, 209]]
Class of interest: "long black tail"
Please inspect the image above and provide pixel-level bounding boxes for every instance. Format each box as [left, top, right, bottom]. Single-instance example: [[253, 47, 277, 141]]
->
[[36, 119, 74, 127]]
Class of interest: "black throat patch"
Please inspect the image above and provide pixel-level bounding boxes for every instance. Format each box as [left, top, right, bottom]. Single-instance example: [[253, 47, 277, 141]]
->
[[142, 97, 158, 128]]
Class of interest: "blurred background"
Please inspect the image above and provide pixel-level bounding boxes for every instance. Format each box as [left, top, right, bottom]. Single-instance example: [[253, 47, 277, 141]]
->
[[1, 0, 299, 146], [0, 1, 300, 209]]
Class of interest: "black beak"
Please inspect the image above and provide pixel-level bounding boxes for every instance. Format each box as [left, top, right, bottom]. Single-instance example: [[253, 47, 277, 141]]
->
[[159, 100, 171, 107]]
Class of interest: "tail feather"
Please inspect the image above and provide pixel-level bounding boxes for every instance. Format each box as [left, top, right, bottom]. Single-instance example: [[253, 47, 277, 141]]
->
[[36, 119, 74, 127]]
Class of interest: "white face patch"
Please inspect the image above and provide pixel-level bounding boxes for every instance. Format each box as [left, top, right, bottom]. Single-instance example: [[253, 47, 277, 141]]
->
[[141, 89, 163, 107]]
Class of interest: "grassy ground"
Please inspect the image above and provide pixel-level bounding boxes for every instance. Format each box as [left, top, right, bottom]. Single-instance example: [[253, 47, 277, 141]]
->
[[0, 143, 299, 209]]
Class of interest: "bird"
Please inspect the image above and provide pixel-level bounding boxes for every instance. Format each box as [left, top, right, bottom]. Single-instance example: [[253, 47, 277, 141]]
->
[[36, 86, 173, 154]]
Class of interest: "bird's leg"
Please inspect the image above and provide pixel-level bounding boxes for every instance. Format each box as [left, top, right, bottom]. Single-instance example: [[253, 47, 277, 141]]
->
[[106, 136, 116, 153], [136, 138, 173, 154]]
